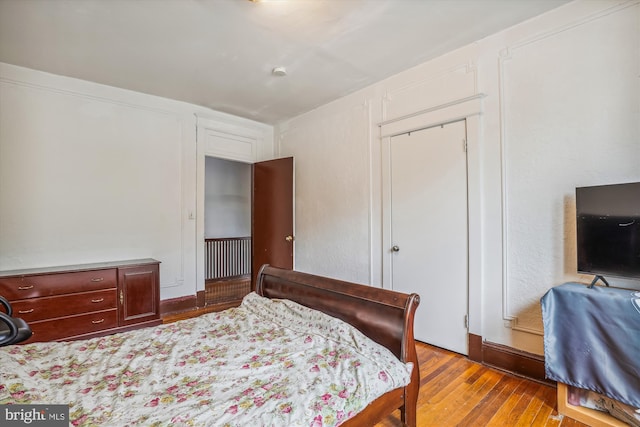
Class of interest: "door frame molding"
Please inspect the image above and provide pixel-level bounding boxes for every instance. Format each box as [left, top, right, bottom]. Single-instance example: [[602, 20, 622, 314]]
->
[[195, 115, 273, 295], [380, 95, 484, 337]]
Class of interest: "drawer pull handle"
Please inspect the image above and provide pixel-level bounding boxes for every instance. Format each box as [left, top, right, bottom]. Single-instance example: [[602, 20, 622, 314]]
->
[[91, 298, 104, 303], [90, 278, 104, 282], [18, 309, 34, 314], [18, 285, 34, 290], [91, 319, 105, 324]]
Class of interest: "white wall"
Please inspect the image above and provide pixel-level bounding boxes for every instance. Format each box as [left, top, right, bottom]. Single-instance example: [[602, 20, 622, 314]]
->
[[275, 0, 640, 354], [277, 103, 373, 284], [204, 157, 251, 238], [0, 62, 273, 300]]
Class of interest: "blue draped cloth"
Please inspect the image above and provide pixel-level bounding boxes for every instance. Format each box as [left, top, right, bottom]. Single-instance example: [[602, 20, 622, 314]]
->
[[541, 282, 640, 408]]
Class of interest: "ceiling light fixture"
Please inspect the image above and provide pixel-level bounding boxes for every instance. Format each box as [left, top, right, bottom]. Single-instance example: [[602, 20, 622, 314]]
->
[[272, 67, 287, 77]]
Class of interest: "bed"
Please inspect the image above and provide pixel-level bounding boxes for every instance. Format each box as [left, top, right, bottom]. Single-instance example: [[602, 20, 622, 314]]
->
[[1, 265, 421, 426]]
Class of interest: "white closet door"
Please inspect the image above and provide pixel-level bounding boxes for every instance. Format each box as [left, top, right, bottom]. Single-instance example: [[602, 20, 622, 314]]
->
[[390, 120, 469, 354]]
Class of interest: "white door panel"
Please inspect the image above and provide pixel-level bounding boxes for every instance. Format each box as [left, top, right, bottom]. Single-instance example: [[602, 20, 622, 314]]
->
[[390, 120, 469, 354]]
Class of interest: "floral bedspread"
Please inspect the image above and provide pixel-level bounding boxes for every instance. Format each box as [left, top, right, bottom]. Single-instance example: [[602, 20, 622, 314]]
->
[[0, 292, 412, 426]]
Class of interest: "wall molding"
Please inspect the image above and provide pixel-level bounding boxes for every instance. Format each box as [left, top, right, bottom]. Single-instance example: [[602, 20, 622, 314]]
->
[[202, 128, 258, 163], [194, 115, 273, 296], [497, 0, 639, 335], [159, 290, 206, 316], [379, 94, 485, 138], [0, 70, 187, 291], [364, 99, 378, 286], [0, 74, 181, 118], [382, 61, 478, 123], [468, 334, 550, 385]]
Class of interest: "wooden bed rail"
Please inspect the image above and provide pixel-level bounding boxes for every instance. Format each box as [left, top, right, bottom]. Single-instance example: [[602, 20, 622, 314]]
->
[[256, 264, 420, 427]]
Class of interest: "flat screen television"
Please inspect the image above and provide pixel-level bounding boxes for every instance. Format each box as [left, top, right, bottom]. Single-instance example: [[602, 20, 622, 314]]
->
[[576, 182, 640, 286]]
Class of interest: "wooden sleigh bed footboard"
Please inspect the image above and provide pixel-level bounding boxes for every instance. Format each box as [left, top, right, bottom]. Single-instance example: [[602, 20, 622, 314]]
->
[[256, 265, 421, 427]]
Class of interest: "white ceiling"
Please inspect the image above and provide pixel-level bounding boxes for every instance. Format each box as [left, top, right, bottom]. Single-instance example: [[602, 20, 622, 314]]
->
[[0, 0, 570, 124]]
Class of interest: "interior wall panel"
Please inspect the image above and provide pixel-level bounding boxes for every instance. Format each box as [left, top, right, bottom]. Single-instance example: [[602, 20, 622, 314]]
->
[[278, 103, 371, 284], [0, 78, 185, 293], [500, 2, 640, 334]]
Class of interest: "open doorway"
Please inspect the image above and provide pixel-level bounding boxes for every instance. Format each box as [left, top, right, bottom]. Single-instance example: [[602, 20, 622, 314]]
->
[[204, 156, 252, 307]]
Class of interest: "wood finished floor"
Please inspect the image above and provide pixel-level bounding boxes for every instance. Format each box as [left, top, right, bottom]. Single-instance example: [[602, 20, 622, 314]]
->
[[376, 342, 588, 427]]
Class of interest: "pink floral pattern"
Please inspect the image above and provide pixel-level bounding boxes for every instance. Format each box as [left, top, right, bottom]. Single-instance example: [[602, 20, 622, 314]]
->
[[0, 293, 412, 426]]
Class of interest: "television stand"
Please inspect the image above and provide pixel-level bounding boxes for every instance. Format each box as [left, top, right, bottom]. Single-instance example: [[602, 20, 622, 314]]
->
[[542, 283, 640, 426], [587, 275, 610, 288]]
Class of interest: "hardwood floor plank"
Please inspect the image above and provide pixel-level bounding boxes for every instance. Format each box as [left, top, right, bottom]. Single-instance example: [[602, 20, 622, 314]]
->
[[531, 385, 561, 425], [421, 372, 485, 421], [422, 359, 484, 404], [495, 376, 545, 425], [559, 416, 592, 427], [376, 342, 591, 427], [419, 349, 466, 384], [456, 373, 523, 426], [427, 369, 506, 425], [514, 383, 554, 427]]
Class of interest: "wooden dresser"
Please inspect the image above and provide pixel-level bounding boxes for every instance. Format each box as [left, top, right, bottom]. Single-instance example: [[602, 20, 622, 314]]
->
[[0, 259, 161, 343]]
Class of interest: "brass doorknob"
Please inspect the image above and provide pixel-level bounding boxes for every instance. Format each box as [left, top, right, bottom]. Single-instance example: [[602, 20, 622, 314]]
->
[[285, 235, 294, 242]]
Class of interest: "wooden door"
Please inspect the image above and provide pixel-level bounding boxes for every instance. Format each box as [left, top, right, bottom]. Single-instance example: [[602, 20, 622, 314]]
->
[[252, 157, 294, 286], [118, 263, 160, 326], [390, 120, 469, 355]]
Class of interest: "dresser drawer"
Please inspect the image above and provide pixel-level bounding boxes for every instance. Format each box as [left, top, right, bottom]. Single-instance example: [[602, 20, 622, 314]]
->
[[0, 269, 117, 299], [26, 309, 118, 343], [0, 259, 159, 343], [11, 289, 117, 322]]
